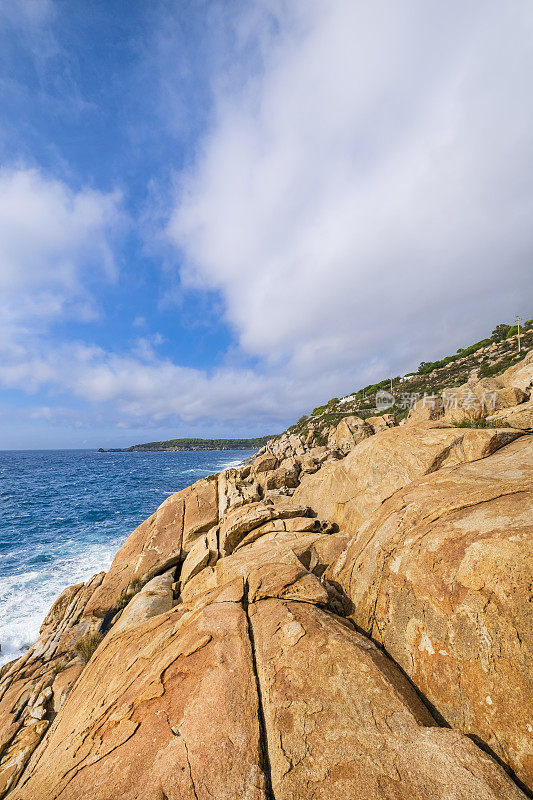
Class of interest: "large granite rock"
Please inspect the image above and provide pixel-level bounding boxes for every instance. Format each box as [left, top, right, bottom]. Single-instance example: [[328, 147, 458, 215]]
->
[[0, 573, 105, 797], [487, 400, 533, 430], [110, 569, 175, 635], [327, 415, 373, 454], [10, 600, 269, 800], [217, 498, 311, 557], [326, 435, 533, 789], [8, 585, 525, 800], [294, 424, 523, 533], [248, 598, 523, 800]]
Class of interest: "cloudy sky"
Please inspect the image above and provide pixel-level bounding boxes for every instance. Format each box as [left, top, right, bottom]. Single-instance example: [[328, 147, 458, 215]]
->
[[0, 0, 531, 448]]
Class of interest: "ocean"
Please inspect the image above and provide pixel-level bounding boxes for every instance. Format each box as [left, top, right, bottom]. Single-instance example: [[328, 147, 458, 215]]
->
[[0, 448, 252, 666]]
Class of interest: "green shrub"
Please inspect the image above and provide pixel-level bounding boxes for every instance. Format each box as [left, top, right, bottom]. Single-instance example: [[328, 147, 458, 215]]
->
[[74, 632, 103, 664], [478, 352, 522, 379], [454, 417, 497, 428], [491, 323, 511, 341]]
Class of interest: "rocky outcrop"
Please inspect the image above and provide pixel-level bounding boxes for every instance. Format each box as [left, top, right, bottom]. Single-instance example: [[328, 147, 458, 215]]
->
[[293, 424, 523, 532], [487, 400, 533, 429], [249, 599, 523, 800], [327, 414, 373, 454], [325, 435, 533, 789], [1, 349, 532, 798], [407, 349, 533, 426], [8, 571, 527, 800], [0, 573, 105, 797]]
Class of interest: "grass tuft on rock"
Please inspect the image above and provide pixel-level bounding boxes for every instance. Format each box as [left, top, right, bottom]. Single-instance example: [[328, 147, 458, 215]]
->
[[454, 414, 498, 429], [74, 632, 103, 664]]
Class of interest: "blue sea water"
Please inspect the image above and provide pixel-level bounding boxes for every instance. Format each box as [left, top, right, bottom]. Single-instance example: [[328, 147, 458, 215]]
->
[[0, 448, 253, 666]]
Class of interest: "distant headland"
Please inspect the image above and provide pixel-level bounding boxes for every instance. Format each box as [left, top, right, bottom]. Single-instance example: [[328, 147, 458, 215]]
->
[[98, 436, 273, 452]]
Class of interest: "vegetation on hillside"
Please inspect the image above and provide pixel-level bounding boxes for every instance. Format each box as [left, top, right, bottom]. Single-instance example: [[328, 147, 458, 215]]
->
[[101, 436, 273, 452], [285, 318, 532, 444], [102, 319, 531, 454]]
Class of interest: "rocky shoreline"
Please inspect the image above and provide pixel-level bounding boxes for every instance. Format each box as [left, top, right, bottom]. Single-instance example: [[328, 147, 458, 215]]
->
[[0, 351, 531, 798]]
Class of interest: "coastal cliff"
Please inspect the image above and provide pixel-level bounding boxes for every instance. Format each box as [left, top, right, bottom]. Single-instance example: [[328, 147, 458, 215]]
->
[[0, 350, 532, 799]]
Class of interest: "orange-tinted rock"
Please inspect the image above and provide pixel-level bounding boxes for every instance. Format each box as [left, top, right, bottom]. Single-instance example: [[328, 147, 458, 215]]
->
[[218, 498, 310, 556], [110, 569, 175, 635], [247, 563, 329, 604], [487, 400, 533, 429], [294, 424, 522, 532], [248, 598, 524, 800], [326, 435, 533, 789], [51, 663, 84, 713], [327, 415, 373, 454], [0, 571, 106, 798], [11, 602, 268, 800]]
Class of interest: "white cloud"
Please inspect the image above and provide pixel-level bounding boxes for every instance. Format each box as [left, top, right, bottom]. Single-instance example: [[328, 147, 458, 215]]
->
[[0, 167, 123, 335], [167, 0, 533, 387], [2, 2, 533, 440], [0, 341, 309, 429]]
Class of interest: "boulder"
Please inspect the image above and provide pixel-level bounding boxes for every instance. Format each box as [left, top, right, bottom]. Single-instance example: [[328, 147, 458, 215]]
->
[[487, 400, 533, 430], [328, 415, 373, 454], [179, 527, 218, 588], [250, 453, 278, 473], [500, 350, 533, 393], [217, 468, 260, 516], [110, 569, 175, 634], [294, 424, 523, 533], [233, 516, 320, 552], [366, 412, 396, 432], [407, 396, 444, 424], [247, 563, 329, 604], [218, 498, 311, 557], [263, 457, 301, 490], [326, 435, 533, 789]]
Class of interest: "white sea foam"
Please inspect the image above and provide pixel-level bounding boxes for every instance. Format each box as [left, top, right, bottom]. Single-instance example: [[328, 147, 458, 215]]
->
[[0, 536, 122, 667], [0, 449, 256, 668]]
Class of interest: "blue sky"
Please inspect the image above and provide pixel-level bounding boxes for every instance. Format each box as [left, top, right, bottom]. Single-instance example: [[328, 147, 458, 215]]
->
[[0, 0, 532, 449]]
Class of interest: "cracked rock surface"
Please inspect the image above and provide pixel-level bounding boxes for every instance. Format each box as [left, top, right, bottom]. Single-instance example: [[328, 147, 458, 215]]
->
[[1, 356, 532, 798]]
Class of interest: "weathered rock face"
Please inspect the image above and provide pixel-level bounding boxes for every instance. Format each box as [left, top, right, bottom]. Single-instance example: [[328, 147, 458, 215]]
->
[[500, 349, 533, 393], [326, 435, 533, 789], [2, 361, 532, 799], [110, 568, 175, 635], [294, 424, 523, 533], [249, 599, 523, 800], [217, 466, 261, 517], [327, 415, 373, 454], [10, 582, 525, 800], [218, 498, 311, 556], [487, 400, 533, 430], [0, 572, 105, 797], [11, 600, 269, 800]]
